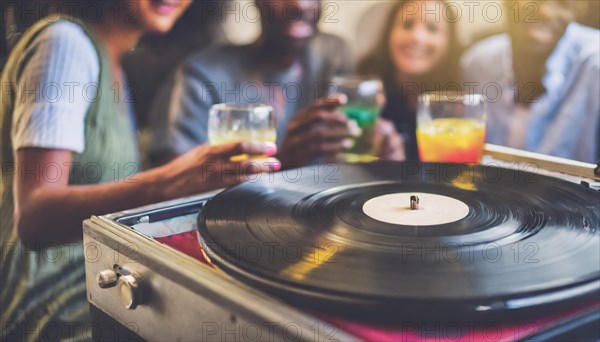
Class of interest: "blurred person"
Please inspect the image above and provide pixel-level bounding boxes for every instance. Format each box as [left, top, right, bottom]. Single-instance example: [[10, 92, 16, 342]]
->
[[357, 0, 461, 161], [578, 0, 600, 29], [0, 1, 278, 340], [149, 0, 405, 167], [462, 0, 599, 163], [1, 9, 8, 68], [123, 0, 229, 129]]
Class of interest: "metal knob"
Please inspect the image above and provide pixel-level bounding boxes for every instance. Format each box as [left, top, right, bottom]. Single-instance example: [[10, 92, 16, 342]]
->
[[117, 273, 147, 310], [96, 270, 118, 288]]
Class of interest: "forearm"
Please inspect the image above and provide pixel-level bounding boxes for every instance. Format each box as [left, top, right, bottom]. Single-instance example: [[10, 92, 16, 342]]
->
[[16, 167, 169, 249], [14, 142, 269, 249]]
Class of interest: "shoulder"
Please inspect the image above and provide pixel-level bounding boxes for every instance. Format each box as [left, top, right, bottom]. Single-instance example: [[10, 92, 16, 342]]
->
[[181, 44, 245, 77], [461, 34, 510, 67], [35, 20, 90, 40], [8, 20, 101, 154], [567, 23, 600, 48], [309, 32, 351, 60], [460, 34, 510, 82], [567, 23, 600, 70], [159, 44, 246, 110], [307, 32, 351, 72], [14, 19, 99, 81], [310, 32, 349, 50], [30, 20, 96, 57]]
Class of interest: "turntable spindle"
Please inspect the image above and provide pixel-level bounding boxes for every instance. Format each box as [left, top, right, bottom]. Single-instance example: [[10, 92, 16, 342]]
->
[[410, 195, 420, 210]]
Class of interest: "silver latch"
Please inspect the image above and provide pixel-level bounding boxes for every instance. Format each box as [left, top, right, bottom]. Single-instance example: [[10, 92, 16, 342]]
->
[[96, 266, 149, 310], [96, 269, 118, 289]]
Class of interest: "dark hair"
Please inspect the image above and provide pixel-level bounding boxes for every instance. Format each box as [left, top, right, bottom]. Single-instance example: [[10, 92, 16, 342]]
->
[[122, 0, 229, 128], [53, 0, 113, 22], [357, 0, 461, 92]]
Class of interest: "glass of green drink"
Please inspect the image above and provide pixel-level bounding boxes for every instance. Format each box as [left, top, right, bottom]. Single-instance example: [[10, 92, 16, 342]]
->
[[332, 75, 383, 162]]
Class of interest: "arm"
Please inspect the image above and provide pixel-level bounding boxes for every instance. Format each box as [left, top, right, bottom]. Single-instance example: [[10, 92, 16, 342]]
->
[[15, 148, 162, 248], [15, 142, 278, 250], [9, 23, 278, 249]]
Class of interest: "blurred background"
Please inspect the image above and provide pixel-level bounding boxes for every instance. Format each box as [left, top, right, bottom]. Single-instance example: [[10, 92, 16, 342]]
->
[[4, 0, 599, 68], [2, 0, 599, 138]]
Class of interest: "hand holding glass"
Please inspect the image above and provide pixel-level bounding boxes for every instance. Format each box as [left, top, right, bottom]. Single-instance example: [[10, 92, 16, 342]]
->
[[332, 75, 383, 162], [208, 103, 277, 161]]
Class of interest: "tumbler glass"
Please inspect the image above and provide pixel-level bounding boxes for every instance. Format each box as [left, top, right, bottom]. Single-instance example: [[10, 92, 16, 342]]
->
[[332, 75, 383, 163], [208, 103, 276, 160], [416, 92, 487, 163]]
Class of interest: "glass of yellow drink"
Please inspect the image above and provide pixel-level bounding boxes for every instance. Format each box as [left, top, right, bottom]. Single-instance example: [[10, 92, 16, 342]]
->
[[417, 92, 487, 163], [332, 75, 383, 163], [208, 103, 277, 160]]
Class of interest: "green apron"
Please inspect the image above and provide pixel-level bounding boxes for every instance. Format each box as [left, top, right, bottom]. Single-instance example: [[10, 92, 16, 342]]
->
[[1, 16, 139, 341]]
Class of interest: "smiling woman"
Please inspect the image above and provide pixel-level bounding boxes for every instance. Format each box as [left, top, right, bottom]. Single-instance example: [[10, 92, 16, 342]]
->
[[0, 0, 278, 340], [135, 0, 193, 33], [50, 0, 192, 33], [357, 0, 461, 161]]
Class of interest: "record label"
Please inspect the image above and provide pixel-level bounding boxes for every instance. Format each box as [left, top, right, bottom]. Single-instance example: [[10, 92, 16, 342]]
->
[[362, 193, 469, 226]]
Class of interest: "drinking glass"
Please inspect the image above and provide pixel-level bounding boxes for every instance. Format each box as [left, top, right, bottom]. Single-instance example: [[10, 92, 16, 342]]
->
[[332, 75, 383, 162], [417, 92, 487, 163], [208, 103, 276, 160]]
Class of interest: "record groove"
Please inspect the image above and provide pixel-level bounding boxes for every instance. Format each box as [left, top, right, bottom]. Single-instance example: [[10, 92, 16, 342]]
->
[[198, 162, 600, 320]]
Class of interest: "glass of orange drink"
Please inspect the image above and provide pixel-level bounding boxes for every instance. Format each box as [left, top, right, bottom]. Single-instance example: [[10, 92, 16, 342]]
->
[[416, 92, 487, 163]]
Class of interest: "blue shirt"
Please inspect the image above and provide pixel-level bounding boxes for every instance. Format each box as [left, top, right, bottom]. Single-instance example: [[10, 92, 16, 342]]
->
[[461, 23, 600, 163]]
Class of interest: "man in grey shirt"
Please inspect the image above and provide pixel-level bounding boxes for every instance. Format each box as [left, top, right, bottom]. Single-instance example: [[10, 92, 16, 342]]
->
[[150, 0, 404, 167]]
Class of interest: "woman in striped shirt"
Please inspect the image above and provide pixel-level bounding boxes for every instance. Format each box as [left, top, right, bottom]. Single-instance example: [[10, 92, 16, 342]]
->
[[0, 1, 278, 340]]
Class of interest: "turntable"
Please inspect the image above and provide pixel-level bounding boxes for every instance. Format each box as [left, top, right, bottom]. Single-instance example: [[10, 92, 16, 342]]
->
[[83, 145, 600, 341]]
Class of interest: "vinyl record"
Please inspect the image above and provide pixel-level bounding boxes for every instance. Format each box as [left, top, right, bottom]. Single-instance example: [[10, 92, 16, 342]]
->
[[197, 162, 600, 321]]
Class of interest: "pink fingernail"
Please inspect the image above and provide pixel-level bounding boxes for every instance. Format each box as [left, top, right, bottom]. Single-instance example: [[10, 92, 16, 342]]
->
[[342, 139, 354, 149], [272, 161, 281, 171], [263, 143, 277, 156]]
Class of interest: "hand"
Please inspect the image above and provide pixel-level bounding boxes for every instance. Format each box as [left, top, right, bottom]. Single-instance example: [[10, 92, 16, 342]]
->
[[278, 94, 360, 167], [159, 141, 280, 198], [370, 119, 406, 161]]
